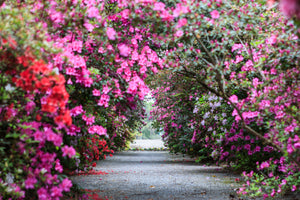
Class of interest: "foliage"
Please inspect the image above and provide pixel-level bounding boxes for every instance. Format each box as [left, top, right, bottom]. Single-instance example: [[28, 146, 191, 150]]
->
[[149, 0, 300, 198], [0, 4, 73, 199], [0, 0, 161, 199]]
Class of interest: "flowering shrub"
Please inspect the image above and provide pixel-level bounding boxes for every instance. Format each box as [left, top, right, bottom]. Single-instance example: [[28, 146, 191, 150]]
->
[[0, 5, 73, 199], [149, 0, 300, 199], [0, 0, 160, 199], [79, 135, 113, 165]]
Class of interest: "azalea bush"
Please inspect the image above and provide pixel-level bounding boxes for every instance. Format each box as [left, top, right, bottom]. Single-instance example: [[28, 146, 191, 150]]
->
[[0, 5, 73, 199], [0, 0, 161, 199], [149, 0, 300, 199]]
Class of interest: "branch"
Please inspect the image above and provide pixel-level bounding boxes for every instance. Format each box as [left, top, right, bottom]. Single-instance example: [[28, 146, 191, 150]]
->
[[192, 31, 216, 66]]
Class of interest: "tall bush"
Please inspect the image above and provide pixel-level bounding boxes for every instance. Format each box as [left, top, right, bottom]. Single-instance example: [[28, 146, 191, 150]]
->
[[149, 0, 300, 198]]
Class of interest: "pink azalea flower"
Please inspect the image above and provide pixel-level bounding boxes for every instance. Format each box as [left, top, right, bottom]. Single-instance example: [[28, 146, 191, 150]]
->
[[118, 44, 131, 57], [269, 172, 273, 177], [97, 94, 110, 107], [40, 152, 56, 164], [260, 161, 270, 169], [60, 178, 72, 192], [270, 68, 277, 75], [53, 135, 63, 147], [98, 47, 106, 53], [242, 111, 259, 119], [120, 9, 130, 19], [151, 67, 158, 73], [138, 66, 146, 75], [45, 129, 62, 147], [33, 130, 45, 142], [25, 177, 37, 189], [177, 18, 188, 28], [55, 159, 63, 173], [87, 6, 99, 18], [275, 110, 285, 119], [287, 144, 294, 154], [285, 124, 295, 133], [70, 55, 86, 68], [210, 10, 220, 19], [252, 78, 261, 88], [84, 22, 94, 32], [67, 124, 80, 136], [270, 189, 276, 197], [259, 100, 270, 109], [132, 50, 139, 60], [93, 89, 101, 96], [127, 81, 138, 94], [88, 125, 107, 136], [61, 145, 76, 158], [70, 105, 84, 117], [37, 188, 49, 200], [72, 40, 83, 53], [83, 77, 93, 87], [235, 55, 244, 63], [153, 2, 165, 11], [103, 85, 111, 94], [106, 27, 116, 40], [294, 142, 300, 149], [44, 174, 58, 185], [173, 4, 188, 17], [82, 114, 95, 125], [175, 30, 183, 38], [116, 67, 123, 74], [231, 43, 243, 52], [50, 186, 63, 198], [241, 60, 254, 71], [267, 34, 277, 44], [229, 95, 238, 103], [294, 135, 300, 142], [25, 101, 35, 113], [67, 78, 73, 85]]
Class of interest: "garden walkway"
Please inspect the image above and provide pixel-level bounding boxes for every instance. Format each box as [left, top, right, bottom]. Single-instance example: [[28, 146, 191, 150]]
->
[[71, 140, 241, 200], [71, 140, 297, 200]]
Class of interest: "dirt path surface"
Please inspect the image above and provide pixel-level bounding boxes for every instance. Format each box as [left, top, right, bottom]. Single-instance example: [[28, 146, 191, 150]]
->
[[71, 151, 242, 200]]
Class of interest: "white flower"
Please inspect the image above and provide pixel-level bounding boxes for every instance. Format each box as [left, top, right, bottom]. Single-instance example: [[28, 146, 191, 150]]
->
[[40, 168, 47, 174], [52, 67, 59, 75], [5, 173, 14, 184], [5, 84, 15, 92]]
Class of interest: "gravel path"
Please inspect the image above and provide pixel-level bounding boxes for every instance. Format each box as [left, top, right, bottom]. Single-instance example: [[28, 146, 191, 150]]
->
[[72, 151, 241, 200], [71, 140, 299, 200]]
